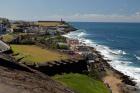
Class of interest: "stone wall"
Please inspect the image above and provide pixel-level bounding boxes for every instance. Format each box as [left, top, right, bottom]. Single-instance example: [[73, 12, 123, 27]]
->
[[29, 59, 88, 76]]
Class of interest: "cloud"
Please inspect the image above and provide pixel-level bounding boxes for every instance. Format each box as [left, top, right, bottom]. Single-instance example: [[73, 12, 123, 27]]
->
[[3, 12, 140, 22], [135, 12, 140, 16], [46, 13, 140, 22]]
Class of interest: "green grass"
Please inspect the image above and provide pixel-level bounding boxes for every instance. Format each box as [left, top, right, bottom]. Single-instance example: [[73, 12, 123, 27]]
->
[[36, 21, 67, 27], [11, 44, 69, 64], [1, 34, 15, 43], [53, 73, 110, 93]]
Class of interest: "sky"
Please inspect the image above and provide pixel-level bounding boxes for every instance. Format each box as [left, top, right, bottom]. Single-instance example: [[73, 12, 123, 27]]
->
[[0, 0, 140, 22]]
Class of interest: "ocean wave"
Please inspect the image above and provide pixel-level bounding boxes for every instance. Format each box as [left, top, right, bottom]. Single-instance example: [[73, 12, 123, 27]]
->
[[135, 55, 140, 61], [63, 29, 88, 39], [64, 30, 140, 87]]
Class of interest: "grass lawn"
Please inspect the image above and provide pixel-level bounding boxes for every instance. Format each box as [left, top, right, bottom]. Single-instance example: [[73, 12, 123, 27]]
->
[[1, 33, 35, 43], [11, 44, 69, 64], [53, 73, 110, 93], [36, 21, 66, 27], [1, 34, 15, 42]]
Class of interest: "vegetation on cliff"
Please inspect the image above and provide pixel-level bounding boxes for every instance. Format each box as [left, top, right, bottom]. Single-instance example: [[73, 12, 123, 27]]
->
[[53, 73, 110, 93]]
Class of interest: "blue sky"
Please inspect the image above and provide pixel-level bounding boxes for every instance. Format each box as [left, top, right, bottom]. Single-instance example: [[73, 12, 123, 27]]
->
[[0, 0, 140, 22]]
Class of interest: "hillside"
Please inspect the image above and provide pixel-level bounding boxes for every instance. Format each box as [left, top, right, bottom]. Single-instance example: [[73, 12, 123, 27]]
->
[[53, 73, 110, 93], [0, 58, 74, 93]]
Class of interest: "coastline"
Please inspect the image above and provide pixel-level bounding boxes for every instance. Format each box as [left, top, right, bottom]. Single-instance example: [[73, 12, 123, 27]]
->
[[90, 47, 138, 93], [0, 20, 139, 93], [64, 30, 139, 93]]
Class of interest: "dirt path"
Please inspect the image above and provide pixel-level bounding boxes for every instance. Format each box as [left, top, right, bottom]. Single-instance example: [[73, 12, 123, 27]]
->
[[103, 73, 122, 93]]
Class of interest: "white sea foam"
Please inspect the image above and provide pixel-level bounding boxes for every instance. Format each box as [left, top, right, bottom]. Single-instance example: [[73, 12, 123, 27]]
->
[[135, 55, 140, 61], [64, 30, 140, 88], [63, 30, 88, 39]]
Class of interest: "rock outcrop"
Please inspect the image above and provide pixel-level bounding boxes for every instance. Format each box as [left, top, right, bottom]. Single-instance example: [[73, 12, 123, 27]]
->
[[0, 58, 75, 93]]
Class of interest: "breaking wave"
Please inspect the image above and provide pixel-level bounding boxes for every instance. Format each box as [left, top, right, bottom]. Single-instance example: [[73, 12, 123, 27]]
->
[[135, 55, 140, 61], [64, 30, 140, 87]]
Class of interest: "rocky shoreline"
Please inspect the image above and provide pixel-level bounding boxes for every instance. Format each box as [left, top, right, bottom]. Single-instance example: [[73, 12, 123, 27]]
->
[[0, 20, 139, 93], [63, 28, 140, 93], [87, 46, 139, 93]]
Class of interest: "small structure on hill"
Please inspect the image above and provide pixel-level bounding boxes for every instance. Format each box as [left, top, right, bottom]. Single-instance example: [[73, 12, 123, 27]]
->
[[0, 24, 6, 32], [57, 42, 69, 49], [67, 39, 80, 50], [75, 46, 92, 57]]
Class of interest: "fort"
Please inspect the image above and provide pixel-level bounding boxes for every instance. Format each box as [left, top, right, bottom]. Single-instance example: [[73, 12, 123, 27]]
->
[[0, 18, 138, 93]]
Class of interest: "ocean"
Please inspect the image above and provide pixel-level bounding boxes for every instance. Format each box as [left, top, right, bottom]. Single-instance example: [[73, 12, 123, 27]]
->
[[65, 22, 140, 87]]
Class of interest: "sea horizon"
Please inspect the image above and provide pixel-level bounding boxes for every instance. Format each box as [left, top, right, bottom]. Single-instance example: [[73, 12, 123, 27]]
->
[[70, 21, 140, 24]]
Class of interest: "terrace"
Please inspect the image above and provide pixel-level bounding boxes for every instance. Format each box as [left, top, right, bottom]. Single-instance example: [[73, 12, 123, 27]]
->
[[11, 44, 69, 65], [36, 21, 67, 27], [1, 34, 15, 43]]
